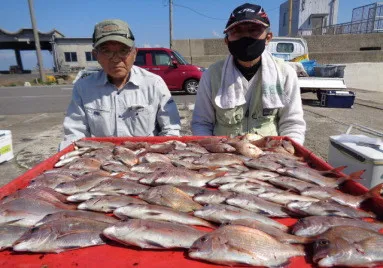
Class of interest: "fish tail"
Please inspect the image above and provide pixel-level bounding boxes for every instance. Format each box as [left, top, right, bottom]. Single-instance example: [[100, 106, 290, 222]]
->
[[364, 183, 383, 199], [348, 169, 365, 180]]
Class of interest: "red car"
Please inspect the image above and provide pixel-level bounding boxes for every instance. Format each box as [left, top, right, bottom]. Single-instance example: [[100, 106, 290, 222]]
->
[[134, 47, 205, 94]]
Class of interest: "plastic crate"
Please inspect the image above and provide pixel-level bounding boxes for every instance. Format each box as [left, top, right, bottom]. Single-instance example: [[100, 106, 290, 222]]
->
[[319, 90, 355, 108], [314, 64, 346, 78]]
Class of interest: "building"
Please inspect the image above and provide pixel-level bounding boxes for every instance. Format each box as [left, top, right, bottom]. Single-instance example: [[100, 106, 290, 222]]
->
[[52, 37, 98, 72], [279, 0, 339, 36]]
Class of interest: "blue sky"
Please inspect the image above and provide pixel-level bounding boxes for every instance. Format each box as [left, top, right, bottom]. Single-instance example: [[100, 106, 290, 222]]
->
[[0, 0, 375, 70]]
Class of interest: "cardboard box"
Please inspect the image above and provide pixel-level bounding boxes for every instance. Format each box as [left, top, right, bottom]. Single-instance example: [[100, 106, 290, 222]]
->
[[0, 130, 14, 163], [329, 134, 383, 188]]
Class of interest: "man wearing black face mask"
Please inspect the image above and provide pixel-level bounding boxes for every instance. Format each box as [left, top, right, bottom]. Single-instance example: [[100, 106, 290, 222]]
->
[[191, 3, 306, 144]]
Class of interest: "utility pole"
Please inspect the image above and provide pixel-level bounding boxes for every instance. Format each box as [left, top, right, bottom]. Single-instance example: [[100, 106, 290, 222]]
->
[[169, 0, 173, 49], [28, 0, 46, 82], [288, 0, 293, 36]]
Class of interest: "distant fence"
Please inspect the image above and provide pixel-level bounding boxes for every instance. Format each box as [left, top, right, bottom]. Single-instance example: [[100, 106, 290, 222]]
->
[[298, 18, 383, 36]]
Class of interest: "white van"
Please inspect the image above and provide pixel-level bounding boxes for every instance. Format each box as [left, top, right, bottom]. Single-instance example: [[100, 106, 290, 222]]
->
[[267, 37, 308, 61]]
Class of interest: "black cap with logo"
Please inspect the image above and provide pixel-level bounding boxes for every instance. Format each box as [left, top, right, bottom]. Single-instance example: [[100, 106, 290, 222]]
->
[[224, 3, 270, 33]]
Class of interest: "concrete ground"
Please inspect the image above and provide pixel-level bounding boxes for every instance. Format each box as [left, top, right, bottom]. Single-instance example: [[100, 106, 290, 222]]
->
[[1, 88, 382, 188]]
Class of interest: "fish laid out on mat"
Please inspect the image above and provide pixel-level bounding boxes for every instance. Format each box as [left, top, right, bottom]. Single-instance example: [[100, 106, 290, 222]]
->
[[1, 135, 382, 268]]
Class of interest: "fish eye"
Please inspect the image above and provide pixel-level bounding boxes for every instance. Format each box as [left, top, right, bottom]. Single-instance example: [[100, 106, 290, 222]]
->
[[200, 237, 208, 242], [317, 239, 329, 245]]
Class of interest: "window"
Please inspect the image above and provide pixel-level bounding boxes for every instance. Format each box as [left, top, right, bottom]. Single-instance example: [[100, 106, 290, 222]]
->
[[134, 51, 146, 66], [64, 52, 77, 62], [152, 51, 171, 66], [276, 43, 294, 53], [283, 12, 287, 26], [85, 52, 96, 61]]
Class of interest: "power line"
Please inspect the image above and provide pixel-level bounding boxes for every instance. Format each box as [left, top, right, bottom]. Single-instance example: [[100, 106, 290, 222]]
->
[[172, 3, 226, 21]]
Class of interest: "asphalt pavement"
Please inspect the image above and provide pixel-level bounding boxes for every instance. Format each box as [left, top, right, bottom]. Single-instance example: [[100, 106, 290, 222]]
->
[[0, 85, 383, 187]]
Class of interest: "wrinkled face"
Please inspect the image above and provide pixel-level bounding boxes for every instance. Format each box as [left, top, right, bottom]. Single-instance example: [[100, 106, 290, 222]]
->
[[94, 41, 137, 80]]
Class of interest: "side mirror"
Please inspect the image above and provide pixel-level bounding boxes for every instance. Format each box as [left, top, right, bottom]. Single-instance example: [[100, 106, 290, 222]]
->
[[171, 60, 178, 68]]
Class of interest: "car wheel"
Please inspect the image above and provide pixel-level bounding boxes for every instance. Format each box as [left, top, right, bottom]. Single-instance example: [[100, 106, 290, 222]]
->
[[184, 79, 199, 95]]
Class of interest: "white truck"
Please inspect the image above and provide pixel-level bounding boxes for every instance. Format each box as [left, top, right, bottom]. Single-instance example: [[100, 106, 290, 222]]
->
[[266, 37, 347, 100]]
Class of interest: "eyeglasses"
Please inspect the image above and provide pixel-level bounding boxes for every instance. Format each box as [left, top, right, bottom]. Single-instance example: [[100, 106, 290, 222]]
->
[[226, 24, 267, 39], [97, 46, 134, 59]]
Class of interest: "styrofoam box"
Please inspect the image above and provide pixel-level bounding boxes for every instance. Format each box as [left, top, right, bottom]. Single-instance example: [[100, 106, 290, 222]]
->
[[328, 134, 383, 189], [0, 130, 14, 163]]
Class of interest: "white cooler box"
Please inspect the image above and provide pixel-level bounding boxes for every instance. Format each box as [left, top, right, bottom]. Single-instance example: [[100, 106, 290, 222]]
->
[[0, 130, 14, 163], [328, 134, 383, 189]]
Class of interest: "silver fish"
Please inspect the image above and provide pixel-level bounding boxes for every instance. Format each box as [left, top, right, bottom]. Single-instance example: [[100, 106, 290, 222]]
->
[[0, 198, 64, 227], [300, 184, 382, 208], [36, 210, 118, 226], [59, 147, 91, 160], [277, 166, 363, 188], [101, 161, 131, 173], [54, 175, 113, 195], [258, 191, 319, 205], [103, 219, 207, 249], [139, 168, 212, 187], [139, 185, 202, 212], [228, 141, 263, 158], [267, 176, 316, 192], [130, 162, 172, 173], [208, 175, 270, 187], [287, 200, 376, 218], [0, 224, 29, 251], [244, 159, 282, 172], [193, 153, 243, 167], [229, 219, 310, 244], [193, 204, 287, 231], [29, 173, 75, 189], [141, 153, 172, 164], [13, 218, 109, 253], [240, 170, 280, 181], [78, 195, 147, 213], [114, 204, 215, 228], [313, 226, 383, 267], [66, 157, 102, 171], [202, 143, 236, 153], [189, 225, 305, 267], [193, 190, 234, 205], [219, 182, 282, 195], [66, 191, 120, 202], [226, 193, 292, 217], [291, 216, 383, 237], [89, 179, 150, 195], [113, 146, 138, 166], [54, 156, 80, 168]]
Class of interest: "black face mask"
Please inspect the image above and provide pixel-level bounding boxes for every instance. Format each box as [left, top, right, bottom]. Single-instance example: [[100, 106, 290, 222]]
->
[[228, 37, 266, 62]]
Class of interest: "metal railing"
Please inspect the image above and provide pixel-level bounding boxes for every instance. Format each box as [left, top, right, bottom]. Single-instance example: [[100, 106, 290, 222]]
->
[[298, 18, 383, 36]]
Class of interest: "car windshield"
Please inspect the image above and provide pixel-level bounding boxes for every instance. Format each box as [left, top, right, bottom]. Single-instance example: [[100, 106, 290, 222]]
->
[[171, 50, 189, 65]]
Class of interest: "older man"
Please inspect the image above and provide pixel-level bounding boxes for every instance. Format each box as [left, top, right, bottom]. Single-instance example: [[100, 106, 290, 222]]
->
[[60, 19, 180, 150], [191, 3, 306, 144]]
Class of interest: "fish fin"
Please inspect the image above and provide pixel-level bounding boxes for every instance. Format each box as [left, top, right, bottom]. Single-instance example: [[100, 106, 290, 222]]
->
[[365, 183, 383, 199], [325, 166, 347, 175], [143, 239, 165, 248], [348, 170, 365, 180]]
